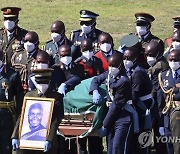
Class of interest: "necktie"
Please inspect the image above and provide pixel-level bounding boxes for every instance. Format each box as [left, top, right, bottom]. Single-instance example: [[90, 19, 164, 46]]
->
[[8, 33, 13, 41], [174, 71, 179, 80]]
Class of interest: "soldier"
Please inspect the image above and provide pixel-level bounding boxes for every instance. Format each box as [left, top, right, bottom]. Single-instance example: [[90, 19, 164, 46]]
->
[[75, 38, 104, 154], [164, 16, 180, 49], [134, 12, 163, 69], [158, 50, 180, 154], [95, 32, 115, 71], [123, 46, 154, 154], [11, 31, 42, 91], [11, 66, 64, 154], [89, 52, 138, 154], [70, 10, 103, 54], [164, 29, 180, 59], [145, 40, 170, 154], [56, 44, 84, 154], [0, 7, 28, 67], [45, 20, 73, 64], [0, 48, 24, 154]]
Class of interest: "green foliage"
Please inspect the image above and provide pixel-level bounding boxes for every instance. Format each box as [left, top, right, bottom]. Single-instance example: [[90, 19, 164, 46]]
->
[[1, 0, 180, 49]]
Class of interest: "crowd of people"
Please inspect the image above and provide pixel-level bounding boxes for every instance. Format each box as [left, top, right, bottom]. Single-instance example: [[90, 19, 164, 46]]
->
[[0, 5, 179, 154]]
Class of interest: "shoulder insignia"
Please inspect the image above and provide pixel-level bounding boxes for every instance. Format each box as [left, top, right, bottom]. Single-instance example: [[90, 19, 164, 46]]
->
[[166, 70, 170, 77], [45, 39, 53, 44]]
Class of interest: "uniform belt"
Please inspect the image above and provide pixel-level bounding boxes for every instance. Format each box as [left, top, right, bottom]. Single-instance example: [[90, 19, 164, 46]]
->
[[139, 94, 152, 101], [0, 101, 15, 108], [106, 100, 133, 107], [127, 100, 132, 104]]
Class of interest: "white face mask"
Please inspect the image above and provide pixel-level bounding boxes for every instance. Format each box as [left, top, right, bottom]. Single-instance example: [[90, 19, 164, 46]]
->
[[36, 63, 49, 69], [123, 60, 133, 70], [172, 41, 180, 49], [81, 25, 92, 34], [60, 56, 72, 66], [169, 61, 180, 71], [100, 43, 112, 53], [4, 20, 15, 30], [136, 26, 148, 37], [36, 84, 49, 94], [24, 41, 35, 52], [109, 66, 119, 76], [82, 50, 94, 60], [51, 33, 62, 42], [147, 56, 156, 66]]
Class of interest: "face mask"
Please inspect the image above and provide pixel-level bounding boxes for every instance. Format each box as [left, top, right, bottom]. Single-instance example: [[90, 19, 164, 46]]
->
[[172, 41, 180, 49], [123, 60, 133, 70], [36, 84, 49, 94], [169, 61, 180, 71], [147, 56, 156, 66], [100, 43, 112, 53], [24, 41, 35, 52], [4, 20, 15, 30], [36, 63, 49, 69], [81, 25, 92, 34], [51, 33, 62, 42], [109, 66, 119, 76], [82, 50, 94, 60], [60, 56, 72, 66], [136, 26, 148, 36]]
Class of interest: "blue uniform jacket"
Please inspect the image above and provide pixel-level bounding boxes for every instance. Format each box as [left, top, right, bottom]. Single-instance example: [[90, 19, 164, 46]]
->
[[89, 70, 132, 129]]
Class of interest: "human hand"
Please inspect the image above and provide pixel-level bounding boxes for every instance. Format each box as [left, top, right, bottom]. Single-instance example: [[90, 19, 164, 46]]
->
[[12, 139, 19, 151], [93, 90, 102, 105], [58, 83, 67, 96], [44, 141, 52, 152], [159, 127, 165, 136], [99, 126, 107, 137]]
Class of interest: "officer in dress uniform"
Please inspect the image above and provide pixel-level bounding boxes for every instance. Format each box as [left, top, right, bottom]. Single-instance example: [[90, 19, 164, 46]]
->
[[158, 50, 180, 154], [12, 66, 64, 154], [55, 44, 84, 154], [164, 16, 180, 50], [75, 38, 104, 154], [0, 48, 24, 154], [123, 46, 154, 154], [70, 10, 103, 55], [144, 40, 170, 154], [95, 32, 115, 71], [134, 12, 163, 69], [11, 31, 42, 91], [164, 29, 180, 59], [89, 52, 138, 154], [0, 7, 28, 67], [44, 20, 73, 65]]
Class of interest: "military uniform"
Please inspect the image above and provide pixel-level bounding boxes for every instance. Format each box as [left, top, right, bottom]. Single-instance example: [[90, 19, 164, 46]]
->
[[0, 27, 27, 67], [11, 49, 40, 91], [89, 70, 135, 154], [45, 37, 73, 64], [12, 88, 64, 154], [147, 57, 170, 154], [127, 65, 153, 154], [158, 69, 180, 154], [0, 66, 24, 154]]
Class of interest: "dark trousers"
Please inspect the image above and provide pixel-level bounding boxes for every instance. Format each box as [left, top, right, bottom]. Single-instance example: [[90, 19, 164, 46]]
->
[[107, 121, 133, 154], [170, 109, 180, 154], [78, 136, 103, 154], [164, 127, 174, 154], [57, 135, 77, 154]]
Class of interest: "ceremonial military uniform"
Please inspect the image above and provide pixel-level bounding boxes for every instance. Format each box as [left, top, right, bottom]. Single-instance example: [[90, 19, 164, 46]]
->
[[158, 69, 180, 154], [89, 70, 136, 154], [11, 49, 40, 91], [0, 66, 24, 154], [45, 37, 73, 64], [0, 7, 28, 67], [12, 88, 64, 154]]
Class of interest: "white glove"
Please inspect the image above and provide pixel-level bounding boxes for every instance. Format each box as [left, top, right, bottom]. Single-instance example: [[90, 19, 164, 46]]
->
[[12, 139, 19, 151], [159, 127, 165, 136], [58, 83, 67, 96]]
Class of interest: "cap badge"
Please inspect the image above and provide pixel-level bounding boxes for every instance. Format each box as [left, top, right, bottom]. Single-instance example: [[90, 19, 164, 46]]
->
[[7, 9, 11, 13], [82, 10, 86, 15]]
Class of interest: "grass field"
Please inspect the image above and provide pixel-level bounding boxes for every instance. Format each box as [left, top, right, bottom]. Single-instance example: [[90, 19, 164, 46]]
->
[[1, 0, 180, 49]]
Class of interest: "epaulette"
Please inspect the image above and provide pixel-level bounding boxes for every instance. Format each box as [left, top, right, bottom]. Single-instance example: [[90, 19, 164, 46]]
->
[[45, 39, 53, 44], [74, 56, 83, 64], [70, 29, 81, 41]]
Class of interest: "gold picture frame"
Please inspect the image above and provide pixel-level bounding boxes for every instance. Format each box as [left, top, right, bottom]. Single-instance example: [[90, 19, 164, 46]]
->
[[18, 97, 55, 150]]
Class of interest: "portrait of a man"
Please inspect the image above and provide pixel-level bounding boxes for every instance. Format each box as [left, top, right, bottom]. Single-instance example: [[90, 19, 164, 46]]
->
[[20, 103, 47, 141]]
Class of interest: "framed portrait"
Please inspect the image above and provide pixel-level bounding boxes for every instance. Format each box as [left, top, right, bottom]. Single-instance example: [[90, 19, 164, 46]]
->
[[18, 97, 55, 150]]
